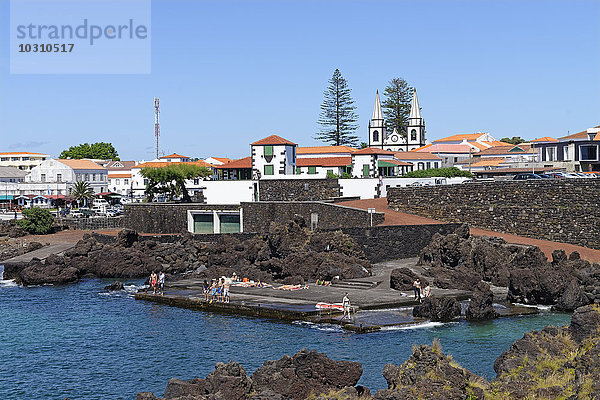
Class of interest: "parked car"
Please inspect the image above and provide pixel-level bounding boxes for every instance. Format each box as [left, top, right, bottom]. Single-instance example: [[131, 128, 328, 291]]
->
[[537, 174, 554, 179], [513, 173, 543, 180]]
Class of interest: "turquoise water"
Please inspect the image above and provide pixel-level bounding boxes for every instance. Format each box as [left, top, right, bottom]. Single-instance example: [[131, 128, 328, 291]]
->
[[0, 278, 570, 400]]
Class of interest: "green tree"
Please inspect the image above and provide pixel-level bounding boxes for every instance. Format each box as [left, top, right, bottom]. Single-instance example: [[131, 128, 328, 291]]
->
[[59, 142, 120, 160], [404, 167, 473, 178], [18, 207, 54, 234], [141, 164, 212, 202], [70, 181, 95, 207], [500, 137, 526, 145], [316, 69, 359, 147], [382, 77, 414, 137]]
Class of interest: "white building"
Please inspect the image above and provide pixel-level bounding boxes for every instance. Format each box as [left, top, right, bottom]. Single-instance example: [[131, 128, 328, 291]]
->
[[159, 153, 190, 162], [250, 135, 297, 179], [393, 152, 442, 170], [296, 157, 352, 177], [26, 159, 108, 195], [106, 160, 136, 196], [0, 152, 50, 170], [351, 148, 412, 178], [296, 146, 356, 159], [368, 90, 426, 152]]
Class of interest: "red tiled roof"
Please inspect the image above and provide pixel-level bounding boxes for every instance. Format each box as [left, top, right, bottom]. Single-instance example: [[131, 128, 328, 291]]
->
[[296, 157, 352, 167], [469, 142, 489, 151], [251, 135, 296, 146], [353, 147, 395, 155], [296, 146, 357, 154], [559, 126, 600, 140], [134, 160, 212, 169], [211, 157, 233, 163], [106, 160, 136, 170], [58, 159, 106, 170], [160, 153, 189, 159], [415, 144, 473, 153], [393, 152, 442, 160], [214, 157, 252, 169], [531, 137, 558, 143], [433, 133, 487, 142], [108, 173, 132, 178], [0, 152, 48, 156]]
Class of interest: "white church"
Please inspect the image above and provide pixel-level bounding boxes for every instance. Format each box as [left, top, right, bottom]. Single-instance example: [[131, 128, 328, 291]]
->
[[368, 90, 426, 152]]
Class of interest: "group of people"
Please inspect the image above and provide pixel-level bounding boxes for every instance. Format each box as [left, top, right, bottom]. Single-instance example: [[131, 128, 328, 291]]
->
[[149, 271, 165, 295], [412, 279, 431, 301], [203, 275, 232, 303]]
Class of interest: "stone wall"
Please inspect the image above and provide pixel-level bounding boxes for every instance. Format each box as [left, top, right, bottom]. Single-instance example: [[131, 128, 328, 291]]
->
[[338, 224, 462, 263], [387, 179, 600, 249], [123, 201, 384, 234], [242, 201, 385, 233], [258, 179, 341, 201], [123, 203, 240, 234], [62, 217, 124, 231]]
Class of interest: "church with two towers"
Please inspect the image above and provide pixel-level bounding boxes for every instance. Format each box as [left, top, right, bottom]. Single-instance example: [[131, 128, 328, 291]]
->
[[367, 90, 426, 152]]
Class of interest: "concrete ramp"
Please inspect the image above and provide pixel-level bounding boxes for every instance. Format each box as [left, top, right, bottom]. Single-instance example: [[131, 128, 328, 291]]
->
[[1, 243, 75, 264]]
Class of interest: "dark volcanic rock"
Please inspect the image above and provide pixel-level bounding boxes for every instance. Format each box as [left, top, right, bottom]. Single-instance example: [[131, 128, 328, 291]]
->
[[104, 281, 124, 291], [390, 267, 427, 291], [569, 305, 600, 343], [466, 282, 498, 320], [18, 260, 79, 285], [373, 343, 486, 400], [553, 279, 588, 312], [412, 296, 461, 322], [250, 349, 362, 400], [8, 225, 27, 238], [116, 228, 139, 247]]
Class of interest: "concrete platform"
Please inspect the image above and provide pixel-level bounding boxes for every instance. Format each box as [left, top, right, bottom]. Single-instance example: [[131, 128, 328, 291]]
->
[[134, 258, 538, 333]]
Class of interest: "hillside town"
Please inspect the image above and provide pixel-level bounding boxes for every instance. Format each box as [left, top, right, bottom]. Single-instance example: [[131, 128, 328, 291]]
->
[[1, 91, 598, 215]]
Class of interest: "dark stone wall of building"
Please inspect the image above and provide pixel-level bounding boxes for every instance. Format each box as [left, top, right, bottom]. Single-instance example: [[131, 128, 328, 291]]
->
[[258, 179, 341, 201], [62, 217, 124, 231], [123, 203, 240, 234], [123, 202, 384, 234], [242, 201, 385, 233], [387, 180, 600, 249], [338, 224, 462, 263]]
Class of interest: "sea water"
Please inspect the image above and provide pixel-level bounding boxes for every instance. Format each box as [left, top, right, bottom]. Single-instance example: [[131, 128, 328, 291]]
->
[[0, 279, 571, 400]]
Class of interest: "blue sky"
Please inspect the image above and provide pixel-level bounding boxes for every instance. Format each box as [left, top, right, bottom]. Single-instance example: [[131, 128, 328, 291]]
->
[[0, 0, 599, 161]]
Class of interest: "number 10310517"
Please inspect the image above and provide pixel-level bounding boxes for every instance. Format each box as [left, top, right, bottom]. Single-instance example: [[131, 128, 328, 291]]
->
[[18, 43, 74, 52]]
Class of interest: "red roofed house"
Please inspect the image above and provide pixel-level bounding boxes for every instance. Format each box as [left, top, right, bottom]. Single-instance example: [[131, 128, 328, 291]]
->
[[25, 158, 108, 195], [351, 148, 412, 177], [213, 157, 252, 180], [106, 160, 137, 196], [393, 151, 442, 171], [250, 135, 297, 179], [296, 157, 352, 177], [534, 125, 600, 172], [159, 153, 190, 162]]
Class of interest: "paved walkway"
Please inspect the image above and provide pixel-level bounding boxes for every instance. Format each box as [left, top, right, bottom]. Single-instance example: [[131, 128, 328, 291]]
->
[[0, 242, 75, 264], [336, 198, 600, 263]]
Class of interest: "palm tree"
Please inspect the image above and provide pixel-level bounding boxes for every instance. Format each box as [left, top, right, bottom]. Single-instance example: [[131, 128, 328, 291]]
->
[[70, 181, 95, 208]]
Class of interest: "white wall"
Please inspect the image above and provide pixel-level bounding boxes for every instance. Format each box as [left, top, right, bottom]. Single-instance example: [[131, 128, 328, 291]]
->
[[339, 176, 472, 199], [191, 180, 254, 205]]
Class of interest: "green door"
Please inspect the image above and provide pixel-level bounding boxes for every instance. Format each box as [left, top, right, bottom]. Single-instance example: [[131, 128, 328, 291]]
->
[[363, 164, 370, 177], [220, 214, 240, 233], [193, 213, 214, 233]]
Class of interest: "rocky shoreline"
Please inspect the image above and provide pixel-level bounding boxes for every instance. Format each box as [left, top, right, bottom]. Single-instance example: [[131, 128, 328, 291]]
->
[[138, 305, 600, 400]]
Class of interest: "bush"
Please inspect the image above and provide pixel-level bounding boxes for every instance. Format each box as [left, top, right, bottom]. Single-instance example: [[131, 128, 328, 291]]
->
[[404, 167, 473, 178], [18, 207, 54, 235], [341, 172, 353, 179], [326, 171, 340, 179]]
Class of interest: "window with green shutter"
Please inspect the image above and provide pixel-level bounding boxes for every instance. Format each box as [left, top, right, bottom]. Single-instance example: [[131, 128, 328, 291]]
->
[[296, 167, 301, 174], [308, 166, 317, 174], [264, 146, 273, 156], [363, 165, 369, 177], [264, 165, 274, 175]]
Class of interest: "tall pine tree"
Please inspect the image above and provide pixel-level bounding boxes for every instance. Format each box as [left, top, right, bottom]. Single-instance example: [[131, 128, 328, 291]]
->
[[382, 78, 414, 137], [316, 69, 359, 146]]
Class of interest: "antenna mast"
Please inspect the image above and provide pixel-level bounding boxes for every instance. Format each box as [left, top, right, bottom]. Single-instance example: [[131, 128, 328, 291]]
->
[[154, 97, 160, 159]]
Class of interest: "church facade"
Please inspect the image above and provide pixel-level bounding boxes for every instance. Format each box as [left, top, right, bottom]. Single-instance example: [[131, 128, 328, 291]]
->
[[368, 90, 426, 152]]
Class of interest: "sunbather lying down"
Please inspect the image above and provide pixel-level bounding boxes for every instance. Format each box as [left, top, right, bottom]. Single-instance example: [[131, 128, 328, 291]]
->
[[315, 279, 331, 286]]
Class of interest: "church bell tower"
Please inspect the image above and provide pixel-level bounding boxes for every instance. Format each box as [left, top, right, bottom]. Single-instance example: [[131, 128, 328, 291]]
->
[[368, 91, 386, 148]]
